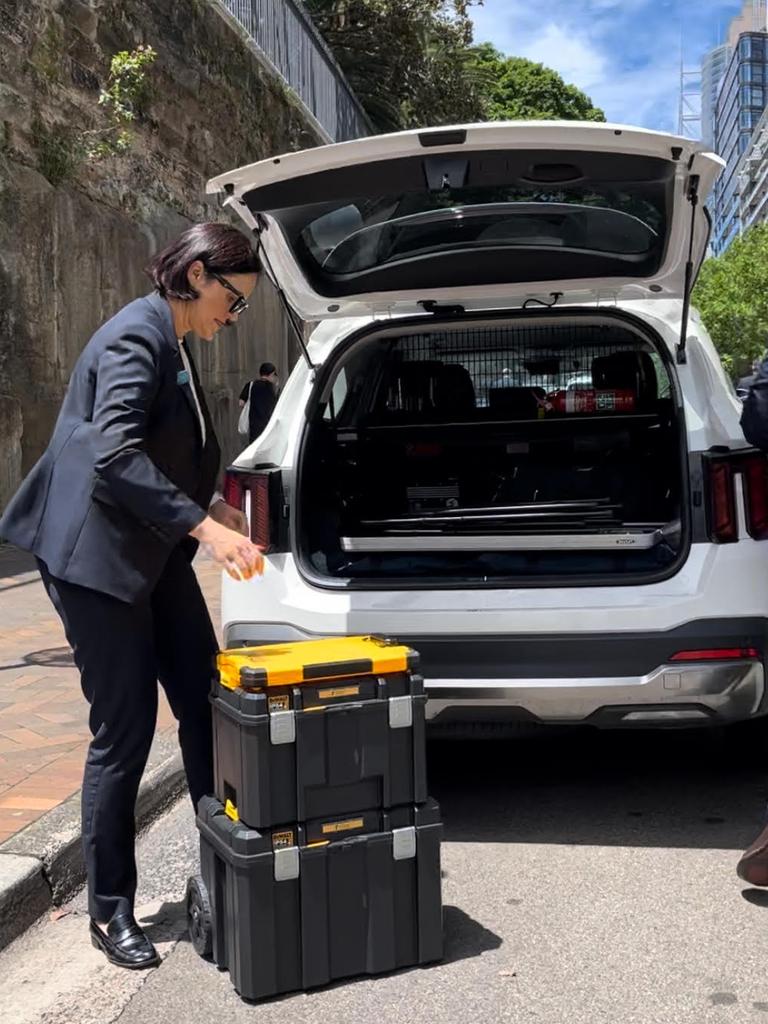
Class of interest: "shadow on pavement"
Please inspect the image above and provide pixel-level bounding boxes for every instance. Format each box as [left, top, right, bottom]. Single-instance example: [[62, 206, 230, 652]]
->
[[741, 888, 768, 907], [24, 645, 75, 667], [140, 899, 189, 944], [0, 545, 37, 579], [441, 904, 502, 964], [0, 576, 43, 592], [0, 644, 75, 672], [427, 721, 768, 851]]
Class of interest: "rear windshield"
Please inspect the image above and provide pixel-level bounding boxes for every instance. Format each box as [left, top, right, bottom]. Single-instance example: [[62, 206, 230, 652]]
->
[[245, 150, 673, 298]]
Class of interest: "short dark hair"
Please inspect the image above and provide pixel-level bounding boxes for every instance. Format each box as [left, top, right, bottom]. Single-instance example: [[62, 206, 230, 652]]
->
[[260, 362, 277, 377], [145, 222, 260, 300]]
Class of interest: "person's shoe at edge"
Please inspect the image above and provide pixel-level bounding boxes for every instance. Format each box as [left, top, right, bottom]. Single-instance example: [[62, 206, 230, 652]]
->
[[736, 822, 768, 887], [89, 912, 160, 969]]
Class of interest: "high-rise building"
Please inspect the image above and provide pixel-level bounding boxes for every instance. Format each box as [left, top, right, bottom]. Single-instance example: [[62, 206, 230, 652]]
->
[[700, 2, 768, 153], [736, 104, 768, 232], [728, 0, 768, 47], [711, 31, 768, 253], [701, 44, 730, 148]]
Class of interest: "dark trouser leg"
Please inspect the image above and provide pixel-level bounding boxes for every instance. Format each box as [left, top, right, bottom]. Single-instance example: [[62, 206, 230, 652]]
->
[[151, 547, 217, 813], [38, 562, 157, 924]]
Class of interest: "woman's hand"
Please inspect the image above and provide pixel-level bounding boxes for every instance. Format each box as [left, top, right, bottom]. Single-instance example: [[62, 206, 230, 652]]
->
[[209, 497, 248, 536], [190, 515, 264, 580]]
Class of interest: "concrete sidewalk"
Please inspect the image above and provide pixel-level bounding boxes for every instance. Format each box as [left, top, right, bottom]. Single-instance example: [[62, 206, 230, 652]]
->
[[0, 543, 224, 949]]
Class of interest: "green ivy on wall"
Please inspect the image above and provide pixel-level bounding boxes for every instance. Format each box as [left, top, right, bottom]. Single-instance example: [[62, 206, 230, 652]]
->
[[31, 45, 157, 184], [87, 45, 157, 158]]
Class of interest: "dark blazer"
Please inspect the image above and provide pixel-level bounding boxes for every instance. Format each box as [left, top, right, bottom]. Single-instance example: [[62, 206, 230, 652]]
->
[[0, 293, 221, 603]]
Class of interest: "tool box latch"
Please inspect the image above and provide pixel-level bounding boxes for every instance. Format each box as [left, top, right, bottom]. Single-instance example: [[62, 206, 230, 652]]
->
[[388, 696, 413, 729], [273, 846, 300, 882], [270, 710, 296, 745], [392, 826, 417, 861]]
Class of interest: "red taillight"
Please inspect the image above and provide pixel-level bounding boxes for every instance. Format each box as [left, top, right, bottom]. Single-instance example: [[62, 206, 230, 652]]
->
[[707, 458, 737, 543], [705, 450, 768, 543], [670, 647, 760, 661], [741, 452, 768, 540], [223, 472, 245, 511], [222, 469, 280, 552], [248, 474, 271, 551]]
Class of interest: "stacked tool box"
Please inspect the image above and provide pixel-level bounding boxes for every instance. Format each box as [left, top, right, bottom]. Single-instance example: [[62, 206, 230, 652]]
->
[[186, 636, 443, 1001]]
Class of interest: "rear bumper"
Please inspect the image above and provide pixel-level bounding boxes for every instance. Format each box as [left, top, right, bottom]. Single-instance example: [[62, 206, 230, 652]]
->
[[424, 661, 764, 727], [224, 617, 768, 728]]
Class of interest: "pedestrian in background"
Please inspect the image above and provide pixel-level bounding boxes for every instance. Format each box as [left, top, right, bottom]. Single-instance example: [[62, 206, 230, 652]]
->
[[0, 222, 264, 969], [736, 358, 762, 402], [238, 361, 279, 444]]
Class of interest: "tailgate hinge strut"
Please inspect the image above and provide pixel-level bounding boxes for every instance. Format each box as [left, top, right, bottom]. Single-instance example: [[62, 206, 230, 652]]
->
[[676, 172, 700, 366], [252, 221, 315, 372]]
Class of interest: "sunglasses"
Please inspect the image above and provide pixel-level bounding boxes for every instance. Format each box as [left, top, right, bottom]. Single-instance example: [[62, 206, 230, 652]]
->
[[209, 270, 249, 316]]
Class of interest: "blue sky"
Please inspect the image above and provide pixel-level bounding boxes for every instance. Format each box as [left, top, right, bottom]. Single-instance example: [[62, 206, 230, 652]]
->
[[470, 0, 749, 132]]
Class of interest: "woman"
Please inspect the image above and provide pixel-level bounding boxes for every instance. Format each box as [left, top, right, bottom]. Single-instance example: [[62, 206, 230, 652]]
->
[[0, 223, 264, 969]]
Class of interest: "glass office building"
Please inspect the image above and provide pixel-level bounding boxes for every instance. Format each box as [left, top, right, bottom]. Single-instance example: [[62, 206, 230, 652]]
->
[[702, 44, 731, 149], [737, 103, 768, 232], [712, 33, 768, 254]]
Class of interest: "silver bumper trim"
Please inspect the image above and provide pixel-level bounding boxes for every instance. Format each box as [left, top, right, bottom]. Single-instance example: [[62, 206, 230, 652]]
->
[[341, 530, 663, 552], [424, 660, 765, 724]]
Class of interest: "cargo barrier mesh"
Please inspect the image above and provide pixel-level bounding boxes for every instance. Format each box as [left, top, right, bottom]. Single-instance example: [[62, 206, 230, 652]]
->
[[379, 323, 668, 412]]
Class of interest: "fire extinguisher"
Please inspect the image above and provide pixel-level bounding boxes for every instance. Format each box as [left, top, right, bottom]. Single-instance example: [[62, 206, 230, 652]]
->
[[547, 389, 636, 414]]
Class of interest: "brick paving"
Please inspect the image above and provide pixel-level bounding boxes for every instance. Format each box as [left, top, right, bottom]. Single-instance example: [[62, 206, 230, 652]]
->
[[0, 544, 223, 845]]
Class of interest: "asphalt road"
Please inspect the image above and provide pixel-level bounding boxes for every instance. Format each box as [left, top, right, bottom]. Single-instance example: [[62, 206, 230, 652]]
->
[[4, 724, 768, 1024]]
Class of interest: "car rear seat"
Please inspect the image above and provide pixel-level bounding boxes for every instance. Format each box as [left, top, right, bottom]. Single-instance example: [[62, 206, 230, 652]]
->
[[491, 353, 663, 512], [433, 364, 476, 417], [591, 350, 658, 410], [379, 359, 444, 420], [487, 387, 546, 418]]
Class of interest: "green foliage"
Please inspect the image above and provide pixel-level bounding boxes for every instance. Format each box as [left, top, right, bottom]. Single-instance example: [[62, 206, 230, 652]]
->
[[31, 115, 84, 187], [305, 1, 486, 131], [30, 46, 157, 184], [87, 45, 157, 159], [693, 223, 768, 378], [305, 3, 604, 130], [469, 43, 605, 122]]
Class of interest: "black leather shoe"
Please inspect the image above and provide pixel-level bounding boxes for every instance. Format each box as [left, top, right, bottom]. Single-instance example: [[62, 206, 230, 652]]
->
[[89, 913, 160, 969]]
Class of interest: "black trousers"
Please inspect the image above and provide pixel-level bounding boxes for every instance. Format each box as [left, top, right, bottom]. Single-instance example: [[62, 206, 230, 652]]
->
[[38, 546, 217, 923]]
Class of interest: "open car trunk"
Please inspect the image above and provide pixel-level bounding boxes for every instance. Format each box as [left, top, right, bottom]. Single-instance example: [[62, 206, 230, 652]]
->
[[297, 313, 688, 587]]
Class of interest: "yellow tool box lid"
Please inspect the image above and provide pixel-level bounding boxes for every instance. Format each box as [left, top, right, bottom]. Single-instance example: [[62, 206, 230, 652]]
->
[[217, 635, 418, 690], [217, 634, 421, 692]]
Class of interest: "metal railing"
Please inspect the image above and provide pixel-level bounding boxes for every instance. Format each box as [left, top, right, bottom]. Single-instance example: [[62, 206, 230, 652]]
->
[[219, 0, 372, 142]]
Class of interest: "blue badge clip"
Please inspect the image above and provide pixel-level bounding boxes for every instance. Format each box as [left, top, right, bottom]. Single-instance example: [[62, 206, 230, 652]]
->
[[176, 369, 190, 386]]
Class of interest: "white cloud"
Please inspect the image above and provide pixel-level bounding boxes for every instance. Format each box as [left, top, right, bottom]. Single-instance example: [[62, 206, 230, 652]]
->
[[470, 0, 743, 132], [590, 61, 681, 131], [515, 23, 607, 90]]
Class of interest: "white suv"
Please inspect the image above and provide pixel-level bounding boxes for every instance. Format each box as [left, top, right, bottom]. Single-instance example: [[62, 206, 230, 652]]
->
[[210, 121, 768, 732]]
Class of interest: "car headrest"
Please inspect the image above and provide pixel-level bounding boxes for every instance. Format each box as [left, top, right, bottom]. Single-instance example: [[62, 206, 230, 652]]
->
[[433, 364, 476, 415], [591, 351, 657, 403], [385, 360, 444, 413]]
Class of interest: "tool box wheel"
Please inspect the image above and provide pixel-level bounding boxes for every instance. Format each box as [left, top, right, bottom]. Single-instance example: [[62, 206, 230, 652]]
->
[[186, 875, 213, 959]]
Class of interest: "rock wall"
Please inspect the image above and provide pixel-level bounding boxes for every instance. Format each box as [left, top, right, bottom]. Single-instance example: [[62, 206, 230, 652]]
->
[[0, 0, 325, 509]]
